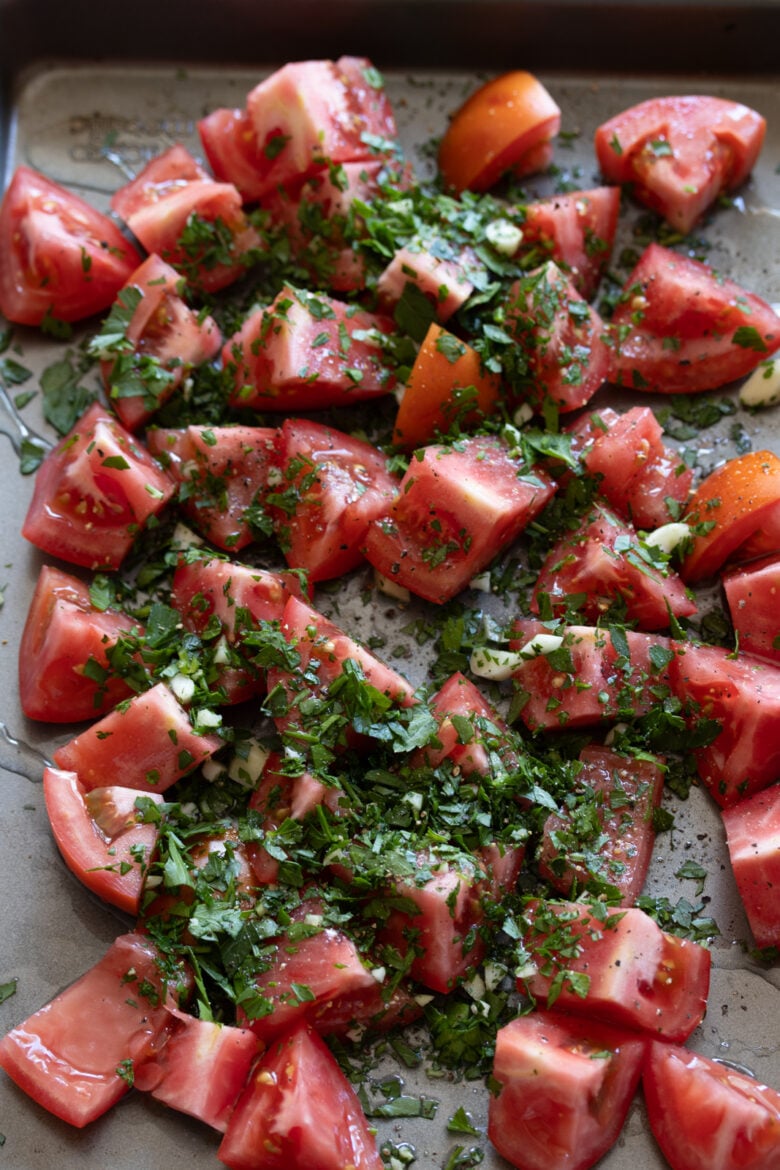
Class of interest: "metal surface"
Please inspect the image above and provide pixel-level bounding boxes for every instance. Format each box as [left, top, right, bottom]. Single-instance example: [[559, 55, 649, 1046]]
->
[[0, 59, 779, 1170]]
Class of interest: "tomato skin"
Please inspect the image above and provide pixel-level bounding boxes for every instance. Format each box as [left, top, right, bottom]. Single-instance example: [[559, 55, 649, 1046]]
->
[[489, 1010, 647, 1170], [504, 262, 609, 413], [102, 254, 222, 431], [21, 401, 176, 571], [681, 450, 780, 583], [0, 933, 179, 1127], [19, 564, 139, 722], [609, 244, 780, 395], [269, 418, 400, 582], [521, 901, 711, 1042], [392, 322, 501, 450], [43, 767, 162, 914], [670, 641, 780, 808], [722, 784, 780, 950], [518, 185, 620, 300], [531, 504, 696, 630], [438, 71, 561, 193], [643, 1041, 780, 1170], [0, 165, 141, 325], [52, 681, 223, 794], [218, 1024, 384, 1170], [723, 554, 780, 664], [538, 745, 664, 906], [224, 285, 396, 412], [595, 95, 766, 234], [363, 436, 556, 604]]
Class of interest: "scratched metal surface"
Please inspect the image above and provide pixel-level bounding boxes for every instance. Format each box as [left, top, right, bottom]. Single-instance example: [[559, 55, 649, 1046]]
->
[[0, 63, 779, 1170]]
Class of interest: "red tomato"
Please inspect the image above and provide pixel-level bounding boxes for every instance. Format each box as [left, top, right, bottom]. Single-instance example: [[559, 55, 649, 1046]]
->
[[643, 1040, 780, 1170], [581, 405, 694, 530], [608, 243, 780, 395], [0, 933, 178, 1127], [101, 254, 222, 431], [415, 670, 522, 780], [18, 564, 139, 722], [722, 784, 780, 950], [531, 504, 696, 630], [111, 145, 261, 293], [392, 322, 501, 451], [268, 418, 400, 582], [0, 165, 141, 325], [363, 436, 556, 604], [376, 241, 479, 323], [504, 262, 609, 412], [681, 450, 780, 583], [509, 620, 673, 733], [43, 767, 162, 914], [670, 641, 780, 807], [224, 285, 397, 412], [518, 185, 621, 300], [243, 56, 399, 199], [489, 1010, 647, 1170], [52, 681, 223, 794], [266, 595, 416, 742], [380, 851, 486, 993], [595, 95, 767, 234], [218, 1024, 384, 1170], [723, 554, 780, 663], [198, 106, 271, 203], [438, 71, 561, 193], [521, 901, 711, 1042], [147, 424, 277, 553], [134, 1010, 258, 1132], [242, 902, 377, 1042], [246, 751, 339, 885], [538, 745, 664, 905], [21, 401, 176, 571]]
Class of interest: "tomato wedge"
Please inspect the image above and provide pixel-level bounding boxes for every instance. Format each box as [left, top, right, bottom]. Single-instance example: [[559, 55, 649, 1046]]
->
[[722, 784, 780, 950], [643, 1040, 780, 1170], [681, 450, 780, 582], [438, 71, 561, 193], [0, 165, 141, 325]]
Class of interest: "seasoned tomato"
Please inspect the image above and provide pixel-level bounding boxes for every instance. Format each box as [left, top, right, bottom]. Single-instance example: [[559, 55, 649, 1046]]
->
[[19, 564, 139, 722], [518, 185, 620, 299], [723, 554, 780, 663], [681, 450, 780, 582], [363, 436, 555, 604], [0, 165, 141, 325], [520, 900, 711, 1042], [643, 1040, 780, 1170], [52, 681, 223, 794], [595, 95, 766, 233], [21, 402, 176, 571], [438, 71, 561, 193], [538, 745, 664, 905], [669, 641, 780, 807], [504, 262, 609, 413], [0, 933, 180, 1127], [43, 767, 163, 915], [489, 1010, 647, 1170], [100, 254, 222, 431], [268, 418, 400, 581], [722, 783, 780, 950], [218, 1024, 384, 1170], [392, 322, 501, 450], [608, 244, 780, 395], [531, 503, 696, 630]]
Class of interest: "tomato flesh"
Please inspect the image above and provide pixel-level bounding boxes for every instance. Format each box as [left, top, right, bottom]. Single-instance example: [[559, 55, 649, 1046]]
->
[[722, 784, 780, 950]]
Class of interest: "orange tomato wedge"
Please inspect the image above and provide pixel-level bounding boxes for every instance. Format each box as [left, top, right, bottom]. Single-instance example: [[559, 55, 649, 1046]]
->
[[392, 322, 501, 449], [438, 71, 561, 194], [681, 450, 780, 582]]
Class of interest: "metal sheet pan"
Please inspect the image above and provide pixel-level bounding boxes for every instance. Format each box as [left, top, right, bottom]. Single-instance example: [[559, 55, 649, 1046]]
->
[[1, 57, 779, 1170]]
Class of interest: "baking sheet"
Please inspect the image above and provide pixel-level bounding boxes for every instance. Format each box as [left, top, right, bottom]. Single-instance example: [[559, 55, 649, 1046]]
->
[[0, 62, 779, 1170]]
